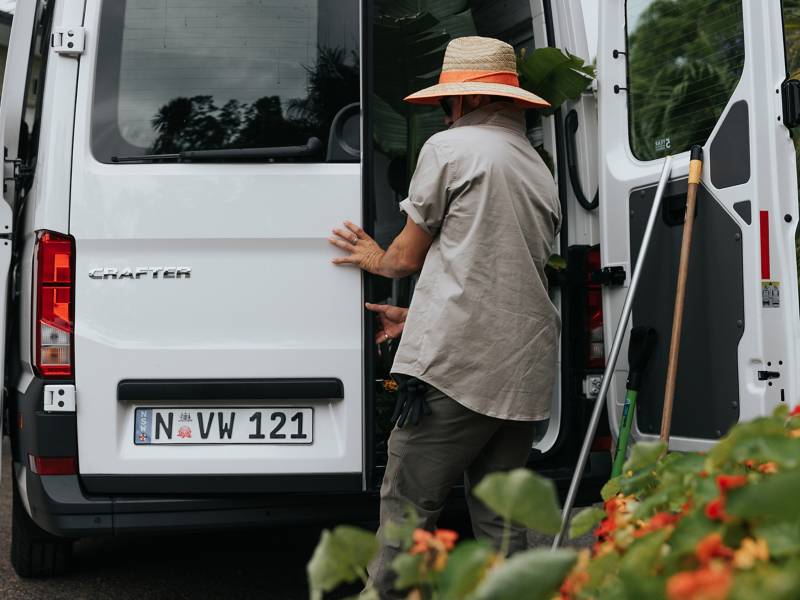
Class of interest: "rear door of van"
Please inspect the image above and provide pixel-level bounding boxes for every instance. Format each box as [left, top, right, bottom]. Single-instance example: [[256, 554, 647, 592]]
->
[[597, 0, 799, 452], [70, 0, 364, 493]]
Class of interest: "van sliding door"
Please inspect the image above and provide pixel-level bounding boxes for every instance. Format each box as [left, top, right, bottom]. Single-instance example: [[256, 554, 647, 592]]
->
[[597, 0, 799, 452]]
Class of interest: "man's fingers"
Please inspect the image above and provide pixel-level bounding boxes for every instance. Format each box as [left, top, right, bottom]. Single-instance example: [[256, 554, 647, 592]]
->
[[331, 227, 358, 243], [365, 302, 391, 314], [343, 220, 367, 240], [331, 255, 356, 265], [328, 237, 357, 251]]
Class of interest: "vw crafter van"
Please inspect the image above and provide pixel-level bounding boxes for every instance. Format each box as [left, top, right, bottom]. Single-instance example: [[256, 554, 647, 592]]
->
[[1, 0, 799, 578]]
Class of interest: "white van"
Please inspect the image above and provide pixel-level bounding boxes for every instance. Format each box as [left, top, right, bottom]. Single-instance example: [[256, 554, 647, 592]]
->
[[1, 0, 797, 578]]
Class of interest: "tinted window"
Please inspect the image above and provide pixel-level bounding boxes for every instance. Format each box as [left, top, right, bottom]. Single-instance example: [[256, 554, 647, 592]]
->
[[626, 0, 745, 161], [92, 0, 359, 163]]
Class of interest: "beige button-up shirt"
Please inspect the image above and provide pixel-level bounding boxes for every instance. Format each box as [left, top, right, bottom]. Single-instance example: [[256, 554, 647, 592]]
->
[[392, 103, 562, 421]]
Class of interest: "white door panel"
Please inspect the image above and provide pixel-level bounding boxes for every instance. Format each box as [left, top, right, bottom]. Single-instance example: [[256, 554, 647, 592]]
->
[[71, 0, 363, 478], [0, 0, 40, 486], [598, 0, 799, 451]]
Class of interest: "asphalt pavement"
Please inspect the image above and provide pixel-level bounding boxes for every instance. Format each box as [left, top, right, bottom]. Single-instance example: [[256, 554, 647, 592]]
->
[[0, 437, 595, 599]]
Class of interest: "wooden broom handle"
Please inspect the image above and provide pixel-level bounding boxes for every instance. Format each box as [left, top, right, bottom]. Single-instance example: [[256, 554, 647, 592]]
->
[[660, 146, 703, 443]]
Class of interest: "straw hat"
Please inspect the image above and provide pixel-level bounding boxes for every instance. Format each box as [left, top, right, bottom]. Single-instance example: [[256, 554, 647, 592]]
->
[[404, 36, 549, 109]]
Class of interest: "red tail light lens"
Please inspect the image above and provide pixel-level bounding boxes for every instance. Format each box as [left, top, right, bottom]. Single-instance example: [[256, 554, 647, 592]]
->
[[28, 454, 77, 475], [587, 246, 605, 368], [34, 231, 75, 378]]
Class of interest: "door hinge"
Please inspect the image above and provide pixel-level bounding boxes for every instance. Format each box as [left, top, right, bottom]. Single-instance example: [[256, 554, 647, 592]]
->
[[547, 266, 626, 288], [52, 27, 85, 55], [3, 147, 33, 193], [588, 266, 627, 286]]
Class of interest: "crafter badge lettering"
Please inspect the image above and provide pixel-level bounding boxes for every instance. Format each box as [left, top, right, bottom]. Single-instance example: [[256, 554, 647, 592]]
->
[[88, 267, 191, 279]]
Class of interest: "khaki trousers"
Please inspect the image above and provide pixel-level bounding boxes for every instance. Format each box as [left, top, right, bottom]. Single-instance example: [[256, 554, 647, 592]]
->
[[367, 387, 537, 599]]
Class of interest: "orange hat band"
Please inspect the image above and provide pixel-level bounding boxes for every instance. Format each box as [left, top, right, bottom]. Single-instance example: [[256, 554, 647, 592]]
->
[[438, 70, 520, 87]]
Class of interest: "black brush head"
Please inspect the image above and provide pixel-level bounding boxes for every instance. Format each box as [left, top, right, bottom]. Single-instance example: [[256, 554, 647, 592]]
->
[[691, 145, 704, 161]]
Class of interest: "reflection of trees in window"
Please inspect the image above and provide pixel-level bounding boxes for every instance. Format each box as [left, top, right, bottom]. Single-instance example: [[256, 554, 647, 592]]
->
[[148, 46, 359, 156], [627, 0, 744, 161]]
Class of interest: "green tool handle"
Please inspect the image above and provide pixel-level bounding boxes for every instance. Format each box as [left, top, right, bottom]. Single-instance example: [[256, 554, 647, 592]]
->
[[611, 389, 638, 478]]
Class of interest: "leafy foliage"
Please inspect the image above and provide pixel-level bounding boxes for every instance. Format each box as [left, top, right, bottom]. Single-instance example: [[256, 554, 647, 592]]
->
[[306, 525, 380, 600], [472, 468, 562, 534], [627, 0, 745, 160]]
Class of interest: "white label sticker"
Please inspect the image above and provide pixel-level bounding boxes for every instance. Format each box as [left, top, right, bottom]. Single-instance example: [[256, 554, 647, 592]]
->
[[655, 138, 671, 152], [762, 281, 780, 308]]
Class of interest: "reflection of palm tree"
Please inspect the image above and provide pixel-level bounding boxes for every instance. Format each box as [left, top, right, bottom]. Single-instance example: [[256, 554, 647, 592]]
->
[[288, 46, 360, 146], [147, 45, 359, 156]]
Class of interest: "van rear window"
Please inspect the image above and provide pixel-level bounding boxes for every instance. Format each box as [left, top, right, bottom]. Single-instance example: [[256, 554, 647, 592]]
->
[[626, 0, 745, 161], [91, 0, 359, 163]]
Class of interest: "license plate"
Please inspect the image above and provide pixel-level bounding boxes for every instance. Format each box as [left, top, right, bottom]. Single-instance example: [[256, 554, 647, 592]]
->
[[134, 407, 313, 445]]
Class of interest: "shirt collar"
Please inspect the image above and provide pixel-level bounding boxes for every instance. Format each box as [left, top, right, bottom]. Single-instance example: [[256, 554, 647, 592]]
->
[[450, 102, 527, 134]]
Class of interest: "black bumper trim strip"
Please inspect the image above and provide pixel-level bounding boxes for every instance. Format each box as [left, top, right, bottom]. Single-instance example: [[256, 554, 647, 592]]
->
[[80, 473, 361, 495], [117, 378, 344, 402]]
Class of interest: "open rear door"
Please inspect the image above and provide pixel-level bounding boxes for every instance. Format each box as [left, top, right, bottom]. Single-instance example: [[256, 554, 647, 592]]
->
[[0, 0, 39, 481], [597, 0, 799, 452]]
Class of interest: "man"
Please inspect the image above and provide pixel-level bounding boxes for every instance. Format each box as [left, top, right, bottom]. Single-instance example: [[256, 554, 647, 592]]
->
[[328, 36, 561, 598]]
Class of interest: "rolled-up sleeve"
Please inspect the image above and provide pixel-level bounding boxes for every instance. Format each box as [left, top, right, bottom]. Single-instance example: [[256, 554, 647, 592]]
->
[[399, 143, 453, 235]]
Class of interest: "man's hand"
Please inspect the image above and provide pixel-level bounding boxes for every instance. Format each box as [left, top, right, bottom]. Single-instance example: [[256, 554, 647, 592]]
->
[[329, 216, 434, 278], [329, 221, 385, 274], [366, 303, 408, 344]]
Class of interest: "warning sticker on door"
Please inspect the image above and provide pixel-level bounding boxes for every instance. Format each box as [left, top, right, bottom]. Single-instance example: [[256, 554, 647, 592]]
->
[[762, 281, 780, 308]]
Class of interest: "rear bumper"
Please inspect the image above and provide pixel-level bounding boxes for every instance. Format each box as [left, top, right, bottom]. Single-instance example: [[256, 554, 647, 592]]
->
[[24, 468, 381, 537], [22, 450, 611, 538]]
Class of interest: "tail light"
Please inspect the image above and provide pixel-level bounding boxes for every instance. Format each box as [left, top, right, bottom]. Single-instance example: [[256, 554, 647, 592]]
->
[[28, 454, 77, 475], [586, 245, 605, 368], [34, 231, 75, 378]]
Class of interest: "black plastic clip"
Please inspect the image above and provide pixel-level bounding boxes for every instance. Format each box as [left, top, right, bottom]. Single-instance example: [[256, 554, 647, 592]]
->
[[758, 371, 780, 381], [588, 266, 626, 286], [613, 50, 627, 59], [614, 85, 628, 94], [3, 147, 33, 193]]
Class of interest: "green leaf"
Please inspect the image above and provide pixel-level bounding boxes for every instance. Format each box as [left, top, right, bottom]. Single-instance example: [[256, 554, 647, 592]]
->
[[754, 522, 800, 557], [517, 48, 594, 117], [307, 526, 380, 600], [666, 509, 722, 560], [438, 540, 495, 600], [547, 253, 567, 271], [569, 507, 606, 539], [601, 478, 622, 501], [471, 548, 577, 600], [391, 552, 424, 590], [473, 468, 562, 534], [706, 417, 786, 468], [665, 452, 706, 474], [383, 505, 420, 551], [727, 469, 800, 523], [618, 468, 657, 497], [622, 441, 668, 473], [729, 437, 800, 469], [584, 551, 620, 593], [383, 0, 470, 19], [618, 529, 670, 598]]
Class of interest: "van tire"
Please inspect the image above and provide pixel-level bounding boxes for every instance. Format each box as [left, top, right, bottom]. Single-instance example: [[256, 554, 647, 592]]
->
[[10, 476, 73, 578]]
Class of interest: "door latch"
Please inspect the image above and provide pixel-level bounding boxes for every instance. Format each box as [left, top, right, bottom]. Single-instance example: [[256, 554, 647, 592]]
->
[[758, 371, 780, 381], [52, 27, 85, 55], [3, 147, 33, 193], [588, 266, 627, 286]]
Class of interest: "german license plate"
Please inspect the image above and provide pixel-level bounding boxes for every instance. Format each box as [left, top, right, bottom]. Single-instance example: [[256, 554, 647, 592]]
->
[[134, 407, 313, 445]]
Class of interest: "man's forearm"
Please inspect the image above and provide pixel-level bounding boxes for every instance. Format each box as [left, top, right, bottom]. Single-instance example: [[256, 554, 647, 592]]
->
[[375, 244, 423, 278]]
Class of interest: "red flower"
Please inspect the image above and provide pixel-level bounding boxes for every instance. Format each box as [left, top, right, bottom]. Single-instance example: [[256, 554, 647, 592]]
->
[[699, 470, 709, 478], [790, 405, 800, 417], [695, 532, 734, 563], [633, 511, 682, 538], [704, 497, 729, 522], [716, 474, 747, 493], [666, 565, 733, 600], [434, 529, 458, 550], [410, 529, 433, 555]]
